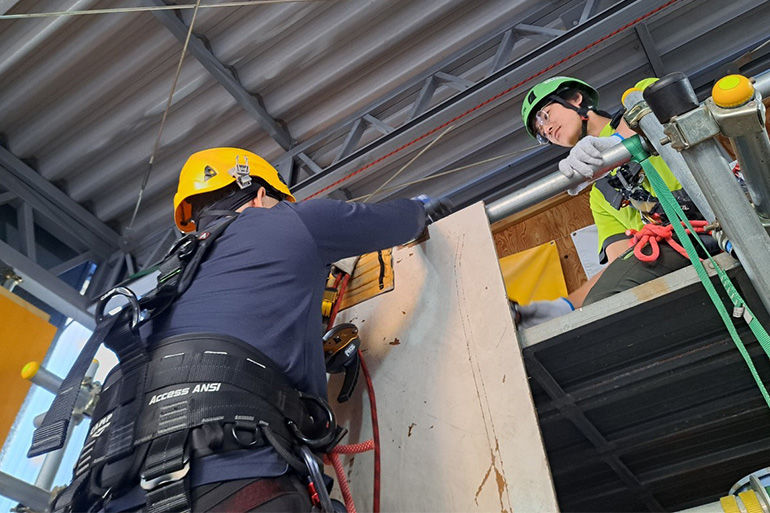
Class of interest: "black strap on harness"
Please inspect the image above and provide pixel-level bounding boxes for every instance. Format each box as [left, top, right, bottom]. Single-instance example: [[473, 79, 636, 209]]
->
[[29, 216, 238, 460], [31, 214, 343, 513]]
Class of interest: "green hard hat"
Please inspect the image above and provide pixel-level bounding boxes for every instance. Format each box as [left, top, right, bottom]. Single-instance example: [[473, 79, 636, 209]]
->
[[521, 76, 600, 138]]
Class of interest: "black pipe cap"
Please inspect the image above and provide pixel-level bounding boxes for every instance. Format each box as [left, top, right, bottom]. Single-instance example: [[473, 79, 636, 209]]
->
[[643, 72, 700, 124]]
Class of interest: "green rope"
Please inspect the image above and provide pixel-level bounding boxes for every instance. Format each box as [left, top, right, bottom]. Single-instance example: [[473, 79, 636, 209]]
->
[[622, 135, 770, 408]]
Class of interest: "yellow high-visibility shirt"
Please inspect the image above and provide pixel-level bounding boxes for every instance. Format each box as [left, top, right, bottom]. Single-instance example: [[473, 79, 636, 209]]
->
[[588, 123, 682, 263]]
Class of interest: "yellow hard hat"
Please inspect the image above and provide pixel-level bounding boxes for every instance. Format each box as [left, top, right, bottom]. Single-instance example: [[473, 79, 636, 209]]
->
[[173, 147, 295, 232]]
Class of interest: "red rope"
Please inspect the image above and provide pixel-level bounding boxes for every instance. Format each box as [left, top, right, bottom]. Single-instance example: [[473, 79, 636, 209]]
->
[[323, 272, 381, 512], [303, 0, 680, 201], [321, 353, 382, 513], [358, 349, 381, 513], [324, 441, 375, 513], [626, 220, 709, 262], [330, 440, 376, 454]]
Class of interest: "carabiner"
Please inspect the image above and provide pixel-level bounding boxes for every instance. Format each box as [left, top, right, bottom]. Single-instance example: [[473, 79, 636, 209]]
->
[[95, 286, 141, 332], [288, 393, 338, 451], [299, 445, 334, 513]]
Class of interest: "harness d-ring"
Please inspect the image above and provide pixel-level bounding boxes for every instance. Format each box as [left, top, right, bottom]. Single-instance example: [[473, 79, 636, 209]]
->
[[231, 423, 261, 447], [288, 393, 337, 451], [95, 286, 141, 331]]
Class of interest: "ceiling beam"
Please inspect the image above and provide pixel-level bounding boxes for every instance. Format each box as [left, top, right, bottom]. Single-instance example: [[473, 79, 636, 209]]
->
[[0, 145, 119, 257], [0, 238, 94, 328], [147, 0, 295, 150], [634, 22, 667, 77]]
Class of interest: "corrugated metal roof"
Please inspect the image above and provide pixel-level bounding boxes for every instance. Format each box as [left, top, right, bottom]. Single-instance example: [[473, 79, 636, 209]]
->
[[5, 0, 767, 252]]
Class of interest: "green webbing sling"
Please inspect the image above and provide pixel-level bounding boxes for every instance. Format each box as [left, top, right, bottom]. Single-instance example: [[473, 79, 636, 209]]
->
[[622, 135, 770, 408]]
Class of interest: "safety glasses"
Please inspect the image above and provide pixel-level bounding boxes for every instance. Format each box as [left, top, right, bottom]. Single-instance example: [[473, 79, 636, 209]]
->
[[533, 102, 554, 144]]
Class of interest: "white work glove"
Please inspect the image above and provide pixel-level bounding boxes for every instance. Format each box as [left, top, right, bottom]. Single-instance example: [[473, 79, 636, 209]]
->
[[559, 135, 624, 178], [511, 298, 575, 330], [331, 256, 360, 275], [565, 180, 593, 197]]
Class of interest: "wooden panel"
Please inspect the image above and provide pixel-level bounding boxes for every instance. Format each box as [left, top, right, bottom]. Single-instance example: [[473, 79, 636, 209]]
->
[[493, 191, 594, 294], [0, 287, 56, 447], [331, 203, 559, 512], [338, 249, 394, 311]]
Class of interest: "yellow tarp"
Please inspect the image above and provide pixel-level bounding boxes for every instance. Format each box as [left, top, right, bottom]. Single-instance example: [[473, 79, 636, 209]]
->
[[499, 241, 568, 304], [0, 287, 56, 447]]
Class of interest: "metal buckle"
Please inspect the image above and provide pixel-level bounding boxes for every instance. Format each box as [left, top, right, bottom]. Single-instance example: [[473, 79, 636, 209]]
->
[[623, 100, 652, 130], [287, 393, 337, 451], [139, 458, 190, 491]]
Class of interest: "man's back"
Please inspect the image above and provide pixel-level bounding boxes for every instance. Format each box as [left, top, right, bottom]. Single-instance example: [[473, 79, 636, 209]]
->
[[153, 198, 424, 398], [102, 198, 424, 511], [148, 198, 421, 481]]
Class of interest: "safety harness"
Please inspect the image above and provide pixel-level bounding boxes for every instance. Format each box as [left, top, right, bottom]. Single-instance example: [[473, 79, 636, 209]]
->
[[595, 161, 702, 225], [591, 124, 716, 264], [29, 214, 344, 513]]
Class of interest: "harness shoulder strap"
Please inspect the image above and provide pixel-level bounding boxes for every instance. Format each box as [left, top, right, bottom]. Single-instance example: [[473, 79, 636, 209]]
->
[[141, 215, 238, 318]]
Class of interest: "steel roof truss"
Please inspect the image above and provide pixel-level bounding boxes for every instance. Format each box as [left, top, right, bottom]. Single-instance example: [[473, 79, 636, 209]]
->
[[334, 118, 366, 164], [143, 228, 176, 269], [0, 191, 15, 205], [291, 0, 677, 200], [362, 114, 394, 135], [579, 0, 598, 24], [280, 1, 583, 174], [147, 0, 295, 150], [297, 152, 324, 176], [48, 251, 95, 277], [514, 23, 567, 39], [489, 29, 517, 74], [332, 115, 396, 165]]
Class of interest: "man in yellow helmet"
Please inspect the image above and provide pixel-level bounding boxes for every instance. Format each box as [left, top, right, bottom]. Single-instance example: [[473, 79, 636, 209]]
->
[[59, 148, 444, 513], [514, 77, 718, 328]]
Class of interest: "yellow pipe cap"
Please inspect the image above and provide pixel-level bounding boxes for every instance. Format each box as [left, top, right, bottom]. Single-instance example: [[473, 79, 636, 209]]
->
[[621, 87, 643, 106], [713, 74, 754, 108], [621, 79, 660, 106], [21, 361, 40, 380], [634, 77, 660, 91]]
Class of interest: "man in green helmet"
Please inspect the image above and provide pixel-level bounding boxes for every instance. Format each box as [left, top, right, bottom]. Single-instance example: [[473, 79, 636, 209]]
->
[[513, 76, 718, 328]]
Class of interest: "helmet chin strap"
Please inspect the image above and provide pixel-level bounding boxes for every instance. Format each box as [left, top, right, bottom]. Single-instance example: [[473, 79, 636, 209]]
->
[[549, 94, 616, 142], [578, 109, 590, 140], [548, 95, 591, 141]]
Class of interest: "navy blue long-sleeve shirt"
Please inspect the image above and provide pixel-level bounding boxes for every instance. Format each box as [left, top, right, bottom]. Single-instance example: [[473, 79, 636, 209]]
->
[[108, 198, 424, 508]]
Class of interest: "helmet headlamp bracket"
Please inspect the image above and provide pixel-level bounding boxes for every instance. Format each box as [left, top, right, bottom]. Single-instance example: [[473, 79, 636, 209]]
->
[[230, 156, 252, 189]]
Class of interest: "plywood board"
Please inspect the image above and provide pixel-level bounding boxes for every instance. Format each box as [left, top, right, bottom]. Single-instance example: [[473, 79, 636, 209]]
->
[[493, 191, 594, 294], [329, 202, 558, 512]]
